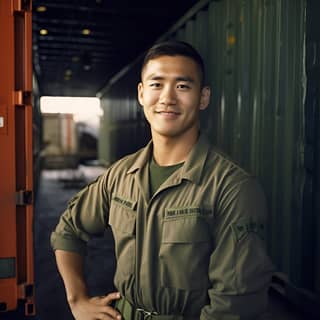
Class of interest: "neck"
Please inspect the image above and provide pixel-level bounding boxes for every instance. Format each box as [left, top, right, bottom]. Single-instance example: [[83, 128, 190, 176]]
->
[[152, 131, 199, 166]]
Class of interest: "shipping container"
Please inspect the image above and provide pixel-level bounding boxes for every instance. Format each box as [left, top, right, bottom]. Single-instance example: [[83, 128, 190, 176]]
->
[[98, 63, 151, 166], [41, 113, 78, 169], [97, 0, 319, 315], [0, 0, 35, 315]]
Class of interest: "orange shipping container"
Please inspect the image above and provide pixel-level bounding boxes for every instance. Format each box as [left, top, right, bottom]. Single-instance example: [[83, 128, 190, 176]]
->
[[0, 0, 35, 315]]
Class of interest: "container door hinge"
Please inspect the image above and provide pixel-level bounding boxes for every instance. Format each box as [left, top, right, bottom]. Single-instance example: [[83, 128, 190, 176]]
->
[[13, 0, 32, 13], [18, 283, 34, 299], [16, 190, 33, 205]]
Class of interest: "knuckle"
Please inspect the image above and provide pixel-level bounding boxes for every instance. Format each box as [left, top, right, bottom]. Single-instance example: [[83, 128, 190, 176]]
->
[[106, 306, 121, 319]]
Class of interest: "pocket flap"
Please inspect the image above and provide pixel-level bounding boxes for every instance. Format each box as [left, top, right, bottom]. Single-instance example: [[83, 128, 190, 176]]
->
[[162, 217, 210, 243]]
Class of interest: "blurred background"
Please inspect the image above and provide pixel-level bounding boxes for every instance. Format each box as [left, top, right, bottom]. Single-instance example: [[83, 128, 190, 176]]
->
[[0, 0, 319, 319]]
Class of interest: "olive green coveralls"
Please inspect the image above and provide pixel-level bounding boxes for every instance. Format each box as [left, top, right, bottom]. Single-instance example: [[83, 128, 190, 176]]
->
[[51, 134, 274, 319]]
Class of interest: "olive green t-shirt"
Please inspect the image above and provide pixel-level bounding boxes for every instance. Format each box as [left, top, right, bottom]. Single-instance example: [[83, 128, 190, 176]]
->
[[149, 157, 184, 195]]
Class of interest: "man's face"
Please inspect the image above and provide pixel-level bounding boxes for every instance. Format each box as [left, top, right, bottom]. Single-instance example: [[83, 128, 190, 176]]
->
[[138, 55, 210, 141]]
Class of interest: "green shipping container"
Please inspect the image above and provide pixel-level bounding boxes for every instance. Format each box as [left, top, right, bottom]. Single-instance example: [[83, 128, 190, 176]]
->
[[98, 0, 320, 313]]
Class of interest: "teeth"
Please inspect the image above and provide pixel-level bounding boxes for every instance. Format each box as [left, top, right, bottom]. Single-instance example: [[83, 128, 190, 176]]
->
[[155, 110, 179, 115]]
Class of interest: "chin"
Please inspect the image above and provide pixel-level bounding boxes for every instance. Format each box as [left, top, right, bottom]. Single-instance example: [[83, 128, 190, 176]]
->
[[153, 130, 191, 139]]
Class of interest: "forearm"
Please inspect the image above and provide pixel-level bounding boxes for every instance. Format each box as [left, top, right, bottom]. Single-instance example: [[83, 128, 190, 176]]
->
[[55, 250, 122, 320], [55, 249, 88, 304]]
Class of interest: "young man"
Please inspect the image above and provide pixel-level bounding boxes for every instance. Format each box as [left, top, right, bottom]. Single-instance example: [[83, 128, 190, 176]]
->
[[51, 41, 274, 320]]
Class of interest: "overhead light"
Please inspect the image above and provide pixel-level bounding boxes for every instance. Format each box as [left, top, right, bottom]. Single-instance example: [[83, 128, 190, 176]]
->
[[72, 56, 80, 62], [36, 6, 47, 12], [39, 29, 48, 35], [82, 52, 92, 71], [82, 29, 91, 35], [65, 69, 72, 76]]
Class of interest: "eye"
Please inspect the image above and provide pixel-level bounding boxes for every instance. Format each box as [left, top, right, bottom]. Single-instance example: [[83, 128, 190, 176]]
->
[[149, 82, 161, 88], [177, 83, 190, 90]]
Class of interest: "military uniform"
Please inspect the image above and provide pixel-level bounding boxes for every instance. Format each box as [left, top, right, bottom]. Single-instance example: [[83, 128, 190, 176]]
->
[[51, 134, 274, 319]]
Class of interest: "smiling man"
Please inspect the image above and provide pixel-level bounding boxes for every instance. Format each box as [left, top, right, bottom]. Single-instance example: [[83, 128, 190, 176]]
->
[[138, 53, 210, 167], [51, 41, 274, 320]]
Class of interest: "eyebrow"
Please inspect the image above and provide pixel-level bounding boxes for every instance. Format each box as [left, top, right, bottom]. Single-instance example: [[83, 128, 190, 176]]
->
[[146, 74, 195, 83]]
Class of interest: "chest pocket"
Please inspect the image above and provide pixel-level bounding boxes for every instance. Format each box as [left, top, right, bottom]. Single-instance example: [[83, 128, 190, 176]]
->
[[109, 196, 137, 282], [159, 210, 213, 291]]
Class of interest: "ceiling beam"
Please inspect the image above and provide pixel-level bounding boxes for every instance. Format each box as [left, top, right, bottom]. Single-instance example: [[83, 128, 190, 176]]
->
[[34, 2, 171, 17], [36, 35, 111, 46], [35, 42, 113, 52], [33, 17, 113, 28], [37, 48, 111, 57]]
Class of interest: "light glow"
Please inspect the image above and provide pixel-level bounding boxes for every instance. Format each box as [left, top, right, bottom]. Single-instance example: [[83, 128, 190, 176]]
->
[[36, 6, 47, 12], [40, 29, 48, 35], [40, 96, 102, 127], [82, 29, 91, 35]]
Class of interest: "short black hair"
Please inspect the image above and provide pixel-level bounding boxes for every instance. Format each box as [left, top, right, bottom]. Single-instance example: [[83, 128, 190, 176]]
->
[[141, 40, 205, 86]]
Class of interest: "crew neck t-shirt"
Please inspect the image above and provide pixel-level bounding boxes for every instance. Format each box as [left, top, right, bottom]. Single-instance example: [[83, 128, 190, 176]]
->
[[149, 157, 184, 195]]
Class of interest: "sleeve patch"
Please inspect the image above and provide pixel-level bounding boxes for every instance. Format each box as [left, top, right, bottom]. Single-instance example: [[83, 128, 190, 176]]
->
[[231, 219, 265, 242]]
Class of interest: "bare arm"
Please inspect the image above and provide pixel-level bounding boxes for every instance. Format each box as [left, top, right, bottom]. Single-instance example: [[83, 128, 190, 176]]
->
[[55, 250, 88, 303], [55, 250, 121, 320]]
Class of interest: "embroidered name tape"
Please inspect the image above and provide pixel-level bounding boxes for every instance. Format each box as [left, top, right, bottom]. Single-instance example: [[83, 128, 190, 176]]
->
[[112, 196, 136, 210], [166, 207, 212, 218]]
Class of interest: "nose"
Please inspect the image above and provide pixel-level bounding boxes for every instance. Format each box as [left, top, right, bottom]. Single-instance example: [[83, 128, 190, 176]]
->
[[159, 85, 177, 105]]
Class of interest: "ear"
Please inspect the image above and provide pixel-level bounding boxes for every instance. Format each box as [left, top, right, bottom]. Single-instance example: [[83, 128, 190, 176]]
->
[[199, 86, 211, 110], [137, 82, 144, 106]]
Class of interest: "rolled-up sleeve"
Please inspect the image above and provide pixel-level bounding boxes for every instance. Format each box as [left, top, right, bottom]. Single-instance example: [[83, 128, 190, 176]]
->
[[50, 173, 109, 256], [200, 178, 275, 320]]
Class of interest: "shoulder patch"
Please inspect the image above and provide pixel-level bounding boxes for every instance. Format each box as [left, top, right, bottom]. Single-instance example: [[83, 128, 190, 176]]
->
[[231, 219, 265, 242]]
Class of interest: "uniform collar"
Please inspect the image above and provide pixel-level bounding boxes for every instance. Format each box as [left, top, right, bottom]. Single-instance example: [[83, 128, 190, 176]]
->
[[126, 140, 153, 174], [126, 133, 211, 185], [179, 133, 210, 185]]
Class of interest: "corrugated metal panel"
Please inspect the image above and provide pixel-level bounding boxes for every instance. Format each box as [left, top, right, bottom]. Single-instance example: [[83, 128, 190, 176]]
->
[[168, 0, 311, 293], [97, 0, 320, 298], [98, 64, 150, 165], [305, 0, 320, 295]]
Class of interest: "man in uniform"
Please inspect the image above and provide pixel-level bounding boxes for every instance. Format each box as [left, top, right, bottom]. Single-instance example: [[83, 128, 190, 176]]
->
[[51, 41, 274, 320]]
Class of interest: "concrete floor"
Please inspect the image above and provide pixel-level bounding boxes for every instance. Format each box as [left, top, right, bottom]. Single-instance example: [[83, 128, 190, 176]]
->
[[34, 166, 114, 320], [31, 166, 308, 320]]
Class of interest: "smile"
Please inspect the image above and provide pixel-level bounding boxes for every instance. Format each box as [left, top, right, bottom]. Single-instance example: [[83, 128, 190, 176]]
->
[[155, 111, 180, 115]]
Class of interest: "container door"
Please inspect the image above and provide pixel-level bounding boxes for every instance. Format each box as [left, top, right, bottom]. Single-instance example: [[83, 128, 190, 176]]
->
[[0, 0, 35, 315]]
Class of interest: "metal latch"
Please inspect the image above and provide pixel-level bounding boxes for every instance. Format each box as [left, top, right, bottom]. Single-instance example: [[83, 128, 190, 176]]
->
[[16, 190, 33, 205]]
